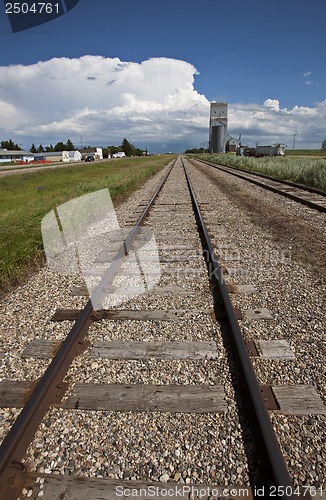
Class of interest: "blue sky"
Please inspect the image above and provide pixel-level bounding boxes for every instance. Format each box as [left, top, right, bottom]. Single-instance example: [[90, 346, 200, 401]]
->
[[0, 0, 325, 152]]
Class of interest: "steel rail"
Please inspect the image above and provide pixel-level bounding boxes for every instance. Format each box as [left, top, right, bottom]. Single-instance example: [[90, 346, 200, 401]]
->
[[190, 157, 326, 213], [0, 159, 176, 499], [182, 158, 302, 500]]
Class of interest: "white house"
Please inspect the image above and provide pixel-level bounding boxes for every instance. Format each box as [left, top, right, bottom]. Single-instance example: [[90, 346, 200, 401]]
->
[[44, 151, 82, 162], [112, 152, 126, 158], [62, 150, 82, 162]]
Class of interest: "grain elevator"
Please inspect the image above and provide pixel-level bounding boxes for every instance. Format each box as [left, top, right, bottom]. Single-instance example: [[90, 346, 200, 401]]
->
[[209, 102, 228, 153]]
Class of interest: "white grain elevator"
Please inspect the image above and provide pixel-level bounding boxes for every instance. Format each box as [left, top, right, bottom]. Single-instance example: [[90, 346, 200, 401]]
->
[[209, 102, 228, 153]]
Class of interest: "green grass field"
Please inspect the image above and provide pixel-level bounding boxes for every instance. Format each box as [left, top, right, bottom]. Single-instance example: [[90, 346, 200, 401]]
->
[[190, 153, 326, 191], [285, 149, 326, 157], [0, 156, 173, 293]]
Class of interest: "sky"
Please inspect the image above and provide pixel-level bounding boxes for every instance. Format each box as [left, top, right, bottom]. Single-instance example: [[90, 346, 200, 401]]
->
[[0, 0, 325, 153]]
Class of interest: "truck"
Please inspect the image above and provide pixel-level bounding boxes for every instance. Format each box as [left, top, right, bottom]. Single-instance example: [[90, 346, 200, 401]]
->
[[236, 144, 286, 157]]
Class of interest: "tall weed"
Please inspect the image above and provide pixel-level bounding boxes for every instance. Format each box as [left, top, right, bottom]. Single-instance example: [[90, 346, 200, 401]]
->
[[192, 154, 326, 191]]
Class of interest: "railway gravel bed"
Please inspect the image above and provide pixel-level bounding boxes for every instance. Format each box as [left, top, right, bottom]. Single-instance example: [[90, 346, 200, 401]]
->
[[185, 157, 325, 488], [188, 157, 325, 280], [0, 155, 325, 498]]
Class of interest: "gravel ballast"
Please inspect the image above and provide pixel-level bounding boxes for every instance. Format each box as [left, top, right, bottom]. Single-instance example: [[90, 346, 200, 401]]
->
[[0, 156, 324, 494]]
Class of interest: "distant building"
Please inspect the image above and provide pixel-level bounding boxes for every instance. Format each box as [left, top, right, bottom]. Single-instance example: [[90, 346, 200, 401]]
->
[[226, 137, 238, 153], [43, 152, 64, 162], [112, 152, 126, 158], [0, 149, 84, 164], [255, 144, 287, 157], [80, 147, 103, 160], [0, 149, 33, 162], [62, 150, 82, 162], [43, 150, 82, 162]]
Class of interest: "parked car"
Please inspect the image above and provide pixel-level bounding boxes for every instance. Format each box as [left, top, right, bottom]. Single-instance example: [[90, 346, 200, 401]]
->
[[84, 155, 95, 162]]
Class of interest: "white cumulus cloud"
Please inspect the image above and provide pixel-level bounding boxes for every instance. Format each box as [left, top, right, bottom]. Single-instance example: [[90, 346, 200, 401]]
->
[[229, 99, 326, 148], [263, 99, 280, 111], [0, 56, 325, 151], [0, 56, 209, 151]]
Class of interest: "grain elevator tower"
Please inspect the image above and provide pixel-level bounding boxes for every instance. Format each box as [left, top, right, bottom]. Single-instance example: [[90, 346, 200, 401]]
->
[[209, 102, 228, 153]]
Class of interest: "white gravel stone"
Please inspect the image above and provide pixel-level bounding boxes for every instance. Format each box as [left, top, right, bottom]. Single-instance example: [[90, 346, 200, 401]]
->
[[0, 156, 324, 491]]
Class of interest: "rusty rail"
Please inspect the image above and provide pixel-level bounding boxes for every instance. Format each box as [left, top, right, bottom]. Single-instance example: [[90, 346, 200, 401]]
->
[[0, 159, 176, 499], [182, 157, 305, 500]]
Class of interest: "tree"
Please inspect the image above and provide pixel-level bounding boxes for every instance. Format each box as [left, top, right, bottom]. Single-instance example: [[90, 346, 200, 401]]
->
[[184, 147, 209, 154], [322, 139, 326, 151], [107, 145, 119, 156], [30, 144, 37, 153], [1, 139, 22, 150], [121, 138, 135, 157], [105, 141, 145, 157], [54, 141, 66, 151], [45, 144, 54, 152], [65, 139, 74, 151], [38, 144, 44, 153]]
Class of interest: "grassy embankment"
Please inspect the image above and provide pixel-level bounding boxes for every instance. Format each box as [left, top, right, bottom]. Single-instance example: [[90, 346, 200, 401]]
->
[[190, 152, 326, 191], [0, 155, 174, 293], [0, 162, 16, 167], [0, 162, 45, 168]]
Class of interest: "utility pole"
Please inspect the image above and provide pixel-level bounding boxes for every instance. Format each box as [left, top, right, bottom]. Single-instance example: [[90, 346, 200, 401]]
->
[[292, 133, 298, 150]]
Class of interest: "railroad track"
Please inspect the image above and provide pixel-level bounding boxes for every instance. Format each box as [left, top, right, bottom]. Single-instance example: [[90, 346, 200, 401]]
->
[[0, 156, 324, 499], [187, 157, 326, 213]]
